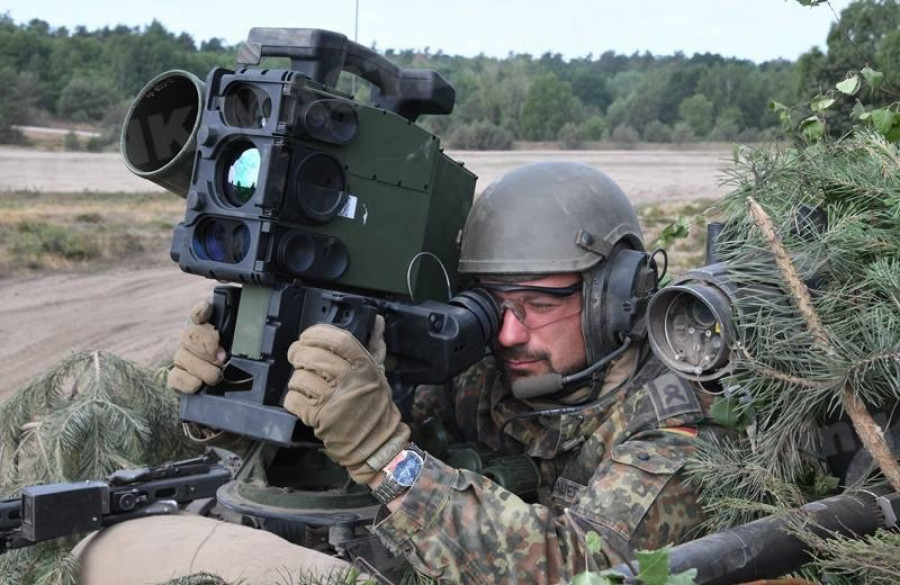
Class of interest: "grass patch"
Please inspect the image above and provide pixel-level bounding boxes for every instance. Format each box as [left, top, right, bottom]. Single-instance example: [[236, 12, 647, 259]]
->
[[13, 221, 102, 262], [75, 212, 104, 223], [0, 190, 183, 274]]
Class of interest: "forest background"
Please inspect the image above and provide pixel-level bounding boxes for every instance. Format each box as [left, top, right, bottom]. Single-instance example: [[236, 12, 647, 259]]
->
[[1, 0, 899, 151]]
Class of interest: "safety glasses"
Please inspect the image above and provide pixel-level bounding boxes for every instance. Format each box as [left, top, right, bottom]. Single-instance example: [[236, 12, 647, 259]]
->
[[481, 282, 583, 330]]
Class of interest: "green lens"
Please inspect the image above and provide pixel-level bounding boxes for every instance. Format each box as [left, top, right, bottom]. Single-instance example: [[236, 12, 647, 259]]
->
[[225, 146, 260, 205]]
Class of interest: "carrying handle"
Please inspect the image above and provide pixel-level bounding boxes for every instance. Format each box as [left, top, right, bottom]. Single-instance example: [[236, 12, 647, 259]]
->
[[237, 27, 454, 121]]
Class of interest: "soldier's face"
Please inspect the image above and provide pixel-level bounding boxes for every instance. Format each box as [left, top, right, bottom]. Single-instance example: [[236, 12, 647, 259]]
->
[[487, 273, 587, 385]]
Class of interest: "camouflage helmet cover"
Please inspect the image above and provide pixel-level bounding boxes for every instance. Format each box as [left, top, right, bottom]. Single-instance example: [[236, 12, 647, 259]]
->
[[458, 162, 643, 276]]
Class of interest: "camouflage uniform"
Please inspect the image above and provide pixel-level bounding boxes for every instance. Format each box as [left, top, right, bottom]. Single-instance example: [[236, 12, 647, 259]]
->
[[372, 349, 724, 582]]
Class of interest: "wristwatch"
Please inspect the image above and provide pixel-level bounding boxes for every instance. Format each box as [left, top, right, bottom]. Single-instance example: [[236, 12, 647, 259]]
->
[[371, 443, 425, 504]]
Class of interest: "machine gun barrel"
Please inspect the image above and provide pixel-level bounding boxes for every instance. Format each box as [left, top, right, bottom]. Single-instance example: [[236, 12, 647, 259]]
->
[[613, 488, 900, 584], [0, 452, 232, 552]]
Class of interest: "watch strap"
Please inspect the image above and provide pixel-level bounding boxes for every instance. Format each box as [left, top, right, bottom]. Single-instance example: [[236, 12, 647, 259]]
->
[[371, 443, 425, 505]]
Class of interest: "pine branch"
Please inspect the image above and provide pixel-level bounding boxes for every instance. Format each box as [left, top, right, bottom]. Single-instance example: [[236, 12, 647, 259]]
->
[[0, 351, 200, 583], [747, 196, 831, 349], [747, 196, 900, 492], [687, 136, 900, 561], [736, 345, 835, 389]]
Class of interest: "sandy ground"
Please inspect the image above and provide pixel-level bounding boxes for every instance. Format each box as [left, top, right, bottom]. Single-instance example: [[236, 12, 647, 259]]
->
[[0, 147, 732, 396], [0, 147, 732, 203]]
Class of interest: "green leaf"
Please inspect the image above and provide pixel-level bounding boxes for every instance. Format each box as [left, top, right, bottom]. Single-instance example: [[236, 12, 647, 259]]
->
[[810, 96, 835, 112], [636, 548, 671, 585], [572, 572, 616, 585], [666, 568, 699, 584], [768, 100, 792, 130], [885, 124, 900, 143], [869, 108, 897, 135], [800, 115, 825, 141], [710, 396, 748, 429], [851, 101, 867, 119], [836, 75, 861, 96], [656, 216, 691, 247], [585, 531, 603, 555], [812, 473, 840, 498], [861, 66, 884, 89]]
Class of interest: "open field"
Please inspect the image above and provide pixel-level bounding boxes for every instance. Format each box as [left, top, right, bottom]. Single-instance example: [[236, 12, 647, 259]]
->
[[0, 147, 731, 397], [0, 147, 732, 203]]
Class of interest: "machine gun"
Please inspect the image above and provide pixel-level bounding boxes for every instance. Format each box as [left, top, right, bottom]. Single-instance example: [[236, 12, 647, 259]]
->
[[0, 452, 231, 552]]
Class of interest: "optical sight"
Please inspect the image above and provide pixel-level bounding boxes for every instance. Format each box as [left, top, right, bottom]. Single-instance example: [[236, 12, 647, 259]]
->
[[122, 28, 499, 446]]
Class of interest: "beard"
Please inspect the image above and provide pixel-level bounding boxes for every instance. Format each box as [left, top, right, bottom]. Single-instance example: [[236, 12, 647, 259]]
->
[[494, 345, 587, 386], [494, 345, 550, 364]]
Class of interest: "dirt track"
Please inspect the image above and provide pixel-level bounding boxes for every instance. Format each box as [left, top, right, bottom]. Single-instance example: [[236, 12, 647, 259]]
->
[[0, 148, 732, 396]]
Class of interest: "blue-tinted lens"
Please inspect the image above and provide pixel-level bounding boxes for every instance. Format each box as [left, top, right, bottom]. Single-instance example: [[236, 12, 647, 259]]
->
[[196, 220, 250, 264], [203, 222, 228, 262], [225, 146, 260, 205], [231, 224, 250, 261]]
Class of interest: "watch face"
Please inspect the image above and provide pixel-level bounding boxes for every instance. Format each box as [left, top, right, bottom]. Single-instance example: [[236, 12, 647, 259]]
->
[[390, 451, 424, 487]]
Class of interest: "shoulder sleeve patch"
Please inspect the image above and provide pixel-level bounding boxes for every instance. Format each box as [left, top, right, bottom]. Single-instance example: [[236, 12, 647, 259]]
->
[[644, 372, 702, 425]]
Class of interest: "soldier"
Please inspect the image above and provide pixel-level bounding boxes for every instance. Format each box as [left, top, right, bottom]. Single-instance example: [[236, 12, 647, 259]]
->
[[280, 162, 725, 581], [78, 162, 725, 583]]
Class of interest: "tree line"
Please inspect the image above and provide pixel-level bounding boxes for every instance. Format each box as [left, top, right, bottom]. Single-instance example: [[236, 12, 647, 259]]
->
[[0, 0, 897, 149]]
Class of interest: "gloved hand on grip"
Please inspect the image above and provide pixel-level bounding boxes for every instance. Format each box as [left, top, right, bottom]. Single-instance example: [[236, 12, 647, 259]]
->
[[167, 301, 226, 394], [283, 316, 410, 484]]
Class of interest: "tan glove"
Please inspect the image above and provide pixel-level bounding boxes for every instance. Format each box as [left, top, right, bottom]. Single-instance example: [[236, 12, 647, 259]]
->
[[167, 301, 226, 394], [283, 318, 409, 484], [367, 314, 387, 375]]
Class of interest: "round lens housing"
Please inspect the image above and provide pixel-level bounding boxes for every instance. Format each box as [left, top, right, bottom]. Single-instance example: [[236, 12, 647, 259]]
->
[[223, 143, 261, 206], [223, 84, 272, 128], [646, 283, 734, 382], [194, 219, 251, 264], [299, 100, 358, 145], [292, 152, 347, 223]]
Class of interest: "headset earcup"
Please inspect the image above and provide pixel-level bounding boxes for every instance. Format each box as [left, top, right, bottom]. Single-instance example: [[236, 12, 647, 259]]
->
[[583, 246, 657, 362]]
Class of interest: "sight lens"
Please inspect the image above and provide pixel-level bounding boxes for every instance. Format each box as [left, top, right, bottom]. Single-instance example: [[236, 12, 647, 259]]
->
[[689, 298, 717, 328], [195, 219, 250, 264], [224, 145, 260, 206], [223, 84, 272, 128], [203, 222, 228, 262], [292, 152, 346, 223], [299, 100, 358, 145]]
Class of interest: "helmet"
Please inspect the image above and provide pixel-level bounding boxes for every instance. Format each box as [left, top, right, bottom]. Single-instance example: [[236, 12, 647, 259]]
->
[[459, 162, 657, 364]]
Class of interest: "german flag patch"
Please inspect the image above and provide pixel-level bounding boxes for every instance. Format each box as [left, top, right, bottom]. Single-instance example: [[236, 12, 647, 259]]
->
[[661, 426, 699, 438]]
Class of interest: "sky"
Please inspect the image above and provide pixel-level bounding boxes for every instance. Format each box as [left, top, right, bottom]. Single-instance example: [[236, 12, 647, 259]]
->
[[3, 0, 854, 63]]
